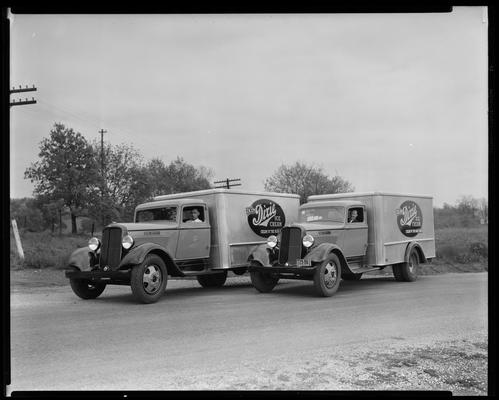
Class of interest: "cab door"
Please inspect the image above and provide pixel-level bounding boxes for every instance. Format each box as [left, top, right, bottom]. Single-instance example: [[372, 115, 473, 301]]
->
[[342, 206, 368, 260], [175, 204, 211, 260]]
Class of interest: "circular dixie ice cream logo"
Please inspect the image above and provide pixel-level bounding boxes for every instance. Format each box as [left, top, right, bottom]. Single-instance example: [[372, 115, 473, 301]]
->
[[246, 199, 286, 238], [395, 200, 423, 237]]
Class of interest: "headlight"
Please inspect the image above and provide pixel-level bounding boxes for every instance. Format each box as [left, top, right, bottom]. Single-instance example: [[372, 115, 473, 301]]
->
[[88, 237, 100, 251], [302, 234, 314, 248], [122, 234, 134, 250], [267, 235, 278, 248]]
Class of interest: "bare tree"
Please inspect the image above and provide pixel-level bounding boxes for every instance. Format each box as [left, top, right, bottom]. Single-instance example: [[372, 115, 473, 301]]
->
[[264, 161, 354, 204]]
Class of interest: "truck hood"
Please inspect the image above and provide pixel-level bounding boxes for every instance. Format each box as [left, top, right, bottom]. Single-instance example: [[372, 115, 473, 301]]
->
[[118, 222, 178, 231], [291, 222, 345, 232]]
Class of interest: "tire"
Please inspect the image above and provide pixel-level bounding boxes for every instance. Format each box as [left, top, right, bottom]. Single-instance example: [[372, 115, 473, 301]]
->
[[196, 271, 228, 288], [342, 273, 362, 281], [232, 267, 247, 276], [69, 279, 106, 299], [313, 253, 341, 297], [130, 254, 167, 304], [400, 250, 419, 282], [250, 264, 279, 293], [392, 264, 404, 281]]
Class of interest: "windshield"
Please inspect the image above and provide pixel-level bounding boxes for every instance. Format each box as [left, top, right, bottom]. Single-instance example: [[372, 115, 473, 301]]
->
[[135, 206, 177, 223], [299, 206, 345, 223]]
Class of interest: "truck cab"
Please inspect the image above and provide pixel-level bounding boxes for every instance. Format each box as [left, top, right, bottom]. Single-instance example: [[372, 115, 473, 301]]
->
[[298, 200, 368, 268], [248, 192, 435, 297]]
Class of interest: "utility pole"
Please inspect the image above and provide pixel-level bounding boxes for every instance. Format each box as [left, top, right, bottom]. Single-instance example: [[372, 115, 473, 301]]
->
[[10, 85, 37, 107], [99, 129, 107, 228], [214, 178, 242, 189], [99, 129, 107, 180]]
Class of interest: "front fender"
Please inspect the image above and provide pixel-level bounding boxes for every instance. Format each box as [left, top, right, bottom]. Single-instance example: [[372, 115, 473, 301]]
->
[[66, 247, 93, 271], [248, 244, 276, 267], [304, 243, 340, 263], [304, 243, 353, 275], [119, 243, 171, 268], [118, 243, 184, 276]]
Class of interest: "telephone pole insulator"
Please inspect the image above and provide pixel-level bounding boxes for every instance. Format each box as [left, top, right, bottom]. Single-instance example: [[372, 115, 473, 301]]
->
[[10, 84, 37, 107]]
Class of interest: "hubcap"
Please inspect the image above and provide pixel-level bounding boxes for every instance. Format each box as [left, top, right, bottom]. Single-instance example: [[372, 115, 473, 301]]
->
[[324, 262, 338, 289], [143, 265, 162, 294]]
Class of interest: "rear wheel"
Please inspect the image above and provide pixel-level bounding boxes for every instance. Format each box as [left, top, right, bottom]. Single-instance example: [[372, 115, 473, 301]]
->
[[130, 254, 167, 303], [250, 263, 279, 293], [392, 264, 404, 281], [313, 253, 341, 297], [197, 271, 228, 288], [400, 250, 419, 282], [69, 278, 106, 299]]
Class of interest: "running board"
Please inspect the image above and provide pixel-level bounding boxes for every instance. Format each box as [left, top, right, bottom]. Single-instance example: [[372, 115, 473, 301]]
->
[[349, 266, 385, 274]]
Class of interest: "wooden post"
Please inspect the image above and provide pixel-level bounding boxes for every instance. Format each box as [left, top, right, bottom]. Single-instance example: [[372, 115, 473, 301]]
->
[[11, 219, 25, 261]]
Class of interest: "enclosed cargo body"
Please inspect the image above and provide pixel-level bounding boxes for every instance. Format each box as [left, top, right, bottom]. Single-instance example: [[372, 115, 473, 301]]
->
[[152, 189, 300, 269], [307, 192, 435, 266]]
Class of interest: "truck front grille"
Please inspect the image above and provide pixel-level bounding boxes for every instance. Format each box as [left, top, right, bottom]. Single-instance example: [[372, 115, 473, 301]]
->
[[278, 227, 302, 265], [100, 227, 123, 270]]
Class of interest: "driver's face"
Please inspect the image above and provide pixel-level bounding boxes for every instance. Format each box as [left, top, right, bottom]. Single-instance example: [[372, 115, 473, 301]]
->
[[191, 209, 200, 219], [351, 210, 358, 218]]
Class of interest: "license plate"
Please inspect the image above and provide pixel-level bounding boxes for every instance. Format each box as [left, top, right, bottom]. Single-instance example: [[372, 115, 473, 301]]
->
[[296, 258, 311, 267]]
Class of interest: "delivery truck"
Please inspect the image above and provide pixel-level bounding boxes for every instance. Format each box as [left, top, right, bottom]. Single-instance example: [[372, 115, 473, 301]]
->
[[64, 189, 300, 303], [248, 192, 436, 297]]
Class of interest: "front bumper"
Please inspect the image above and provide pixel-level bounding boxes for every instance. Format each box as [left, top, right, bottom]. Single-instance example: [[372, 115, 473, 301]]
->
[[248, 263, 317, 278], [65, 269, 131, 284]]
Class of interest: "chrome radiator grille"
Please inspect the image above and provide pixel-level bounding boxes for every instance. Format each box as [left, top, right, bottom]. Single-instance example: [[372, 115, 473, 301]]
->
[[100, 227, 123, 270], [278, 227, 302, 265]]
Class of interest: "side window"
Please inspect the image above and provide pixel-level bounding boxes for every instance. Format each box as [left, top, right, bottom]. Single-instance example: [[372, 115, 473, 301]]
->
[[136, 206, 177, 222], [182, 206, 205, 223], [348, 207, 364, 223]]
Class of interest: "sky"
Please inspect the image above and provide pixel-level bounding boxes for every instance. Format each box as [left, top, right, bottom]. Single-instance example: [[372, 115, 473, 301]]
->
[[9, 8, 488, 207]]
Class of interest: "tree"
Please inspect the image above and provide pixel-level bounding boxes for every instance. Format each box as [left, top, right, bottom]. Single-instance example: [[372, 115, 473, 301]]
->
[[144, 157, 213, 197], [88, 141, 148, 225], [264, 162, 354, 204], [10, 198, 44, 231], [24, 123, 99, 234], [476, 198, 488, 224]]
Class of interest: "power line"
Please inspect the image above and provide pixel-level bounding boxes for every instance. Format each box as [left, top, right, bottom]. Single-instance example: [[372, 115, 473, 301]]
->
[[37, 98, 102, 131]]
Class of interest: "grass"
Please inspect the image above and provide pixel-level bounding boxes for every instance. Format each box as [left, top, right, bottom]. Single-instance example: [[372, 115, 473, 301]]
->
[[10, 226, 488, 271], [10, 230, 89, 270], [434, 226, 488, 264]]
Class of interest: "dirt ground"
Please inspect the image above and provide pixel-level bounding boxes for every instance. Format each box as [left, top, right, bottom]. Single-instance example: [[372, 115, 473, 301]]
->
[[8, 269, 489, 395]]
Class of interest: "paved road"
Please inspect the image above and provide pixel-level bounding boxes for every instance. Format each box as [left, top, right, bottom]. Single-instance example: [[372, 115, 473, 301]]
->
[[8, 272, 487, 392]]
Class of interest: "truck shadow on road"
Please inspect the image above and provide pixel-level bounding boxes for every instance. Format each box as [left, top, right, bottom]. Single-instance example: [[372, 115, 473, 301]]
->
[[272, 276, 423, 297], [93, 279, 257, 304], [91, 276, 427, 303]]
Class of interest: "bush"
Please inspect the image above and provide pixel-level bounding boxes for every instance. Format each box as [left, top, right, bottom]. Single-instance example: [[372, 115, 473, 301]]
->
[[435, 226, 487, 264]]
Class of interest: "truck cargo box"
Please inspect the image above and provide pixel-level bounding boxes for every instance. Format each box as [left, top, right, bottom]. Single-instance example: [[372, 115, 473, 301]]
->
[[153, 189, 300, 269], [307, 192, 436, 266]]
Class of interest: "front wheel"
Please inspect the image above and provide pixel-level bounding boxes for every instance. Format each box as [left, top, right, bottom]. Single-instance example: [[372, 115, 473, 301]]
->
[[197, 271, 228, 288], [250, 265, 279, 293], [313, 253, 341, 297], [130, 254, 168, 303], [69, 279, 106, 299]]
